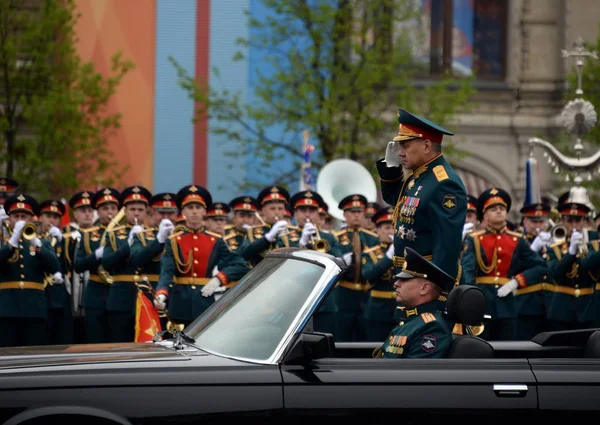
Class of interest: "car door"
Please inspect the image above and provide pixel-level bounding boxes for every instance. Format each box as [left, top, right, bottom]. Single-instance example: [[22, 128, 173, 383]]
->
[[530, 358, 600, 419], [282, 357, 538, 424]]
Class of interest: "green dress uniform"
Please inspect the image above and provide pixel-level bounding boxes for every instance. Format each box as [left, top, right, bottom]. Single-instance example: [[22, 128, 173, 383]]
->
[[580, 240, 600, 327], [155, 185, 250, 328], [376, 109, 467, 281], [74, 187, 120, 344], [374, 247, 454, 359], [226, 196, 260, 260], [0, 194, 61, 347]]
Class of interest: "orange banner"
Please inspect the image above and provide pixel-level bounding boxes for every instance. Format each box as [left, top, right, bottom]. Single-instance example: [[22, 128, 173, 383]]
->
[[134, 290, 162, 342]]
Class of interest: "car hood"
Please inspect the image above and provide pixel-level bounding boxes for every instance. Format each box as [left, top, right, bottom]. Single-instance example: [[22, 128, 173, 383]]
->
[[0, 342, 194, 370]]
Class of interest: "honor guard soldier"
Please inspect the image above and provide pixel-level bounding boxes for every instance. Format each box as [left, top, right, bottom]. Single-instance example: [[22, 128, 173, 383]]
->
[[289, 190, 343, 334], [240, 185, 292, 267], [205, 202, 231, 236], [376, 108, 467, 282], [362, 207, 398, 341], [0, 194, 62, 347], [148, 193, 178, 227], [39, 199, 73, 345], [66, 190, 95, 343], [461, 188, 548, 340], [74, 187, 120, 343], [363, 202, 381, 231], [546, 196, 597, 331], [154, 185, 249, 329], [373, 247, 453, 359], [225, 196, 258, 253], [101, 186, 152, 342], [332, 194, 379, 342]]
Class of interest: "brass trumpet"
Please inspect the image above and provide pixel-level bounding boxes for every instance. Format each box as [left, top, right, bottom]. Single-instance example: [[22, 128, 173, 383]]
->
[[22, 222, 38, 240], [306, 218, 329, 253]]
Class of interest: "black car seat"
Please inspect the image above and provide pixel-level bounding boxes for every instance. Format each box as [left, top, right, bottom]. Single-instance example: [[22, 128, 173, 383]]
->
[[446, 285, 494, 358], [584, 330, 600, 358]]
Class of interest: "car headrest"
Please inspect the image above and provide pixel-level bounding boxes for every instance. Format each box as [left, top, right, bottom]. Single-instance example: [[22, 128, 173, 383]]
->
[[584, 330, 600, 358], [448, 334, 494, 358], [447, 285, 486, 326]]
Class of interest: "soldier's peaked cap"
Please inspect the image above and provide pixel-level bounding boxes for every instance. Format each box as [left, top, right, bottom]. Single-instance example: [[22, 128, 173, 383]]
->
[[150, 193, 178, 211], [39, 199, 66, 216], [69, 191, 95, 210], [120, 186, 152, 206], [93, 187, 120, 208], [477, 187, 511, 217], [394, 109, 454, 144], [229, 196, 258, 212], [257, 185, 290, 205], [290, 190, 324, 209], [0, 177, 19, 195], [177, 185, 212, 209], [395, 247, 455, 292], [5, 193, 38, 216]]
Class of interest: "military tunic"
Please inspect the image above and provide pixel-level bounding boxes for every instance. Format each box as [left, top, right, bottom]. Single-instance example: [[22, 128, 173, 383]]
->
[[580, 240, 600, 327], [376, 154, 467, 280], [239, 224, 278, 267], [374, 300, 452, 359], [156, 226, 250, 326]]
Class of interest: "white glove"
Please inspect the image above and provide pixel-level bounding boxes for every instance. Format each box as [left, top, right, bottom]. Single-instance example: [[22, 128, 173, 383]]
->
[[128, 225, 144, 246], [568, 230, 583, 256], [30, 236, 42, 248], [95, 246, 104, 260], [49, 226, 63, 242], [342, 252, 353, 266], [154, 294, 167, 310], [530, 231, 551, 252], [157, 218, 175, 244], [70, 230, 81, 242], [386, 243, 395, 260], [497, 279, 518, 297], [0, 206, 8, 222], [51, 271, 64, 284], [265, 220, 288, 242], [462, 222, 474, 240], [201, 277, 221, 297], [8, 220, 25, 248], [299, 222, 317, 246], [242, 224, 252, 229], [384, 141, 402, 167]]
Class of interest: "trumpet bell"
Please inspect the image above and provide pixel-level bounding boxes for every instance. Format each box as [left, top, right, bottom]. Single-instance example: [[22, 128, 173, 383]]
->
[[22, 223, 37, 240], [313, 238, 330, 253], [551, 224, 567, 243]]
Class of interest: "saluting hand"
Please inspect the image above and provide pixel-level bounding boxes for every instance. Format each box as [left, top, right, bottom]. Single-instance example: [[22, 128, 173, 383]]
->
[[384, 141, 402, 168]]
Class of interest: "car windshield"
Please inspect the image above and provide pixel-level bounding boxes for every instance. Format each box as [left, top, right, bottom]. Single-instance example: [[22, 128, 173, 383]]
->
[[185, 255, 326, 363]]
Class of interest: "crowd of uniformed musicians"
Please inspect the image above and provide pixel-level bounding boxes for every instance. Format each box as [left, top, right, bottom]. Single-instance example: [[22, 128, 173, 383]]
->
[[1, 114, 600, 350]]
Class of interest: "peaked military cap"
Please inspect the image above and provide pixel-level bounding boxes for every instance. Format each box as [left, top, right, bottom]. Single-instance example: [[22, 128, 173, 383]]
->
[[477, 187, 511, 217], [396, 247, 455, 292], [150, 193, 177, 211], [39, 199, 66, 216], [318, 200, 329, 216], [177, 185, 212, 209], [206, 202, 231, 218], [69, 191, 94, 210], [338, 194, 367, 211], [520, 203, 551, 218], [556, 189, 591, 217], [5, 193, 38, 216], [0, 177, 19, 195], [93, 187, 120, 208], [371, 206, 394, 225], [290, 190, 324, 210], [365, 202, 381, 217], [467, 195, 477, 212], [229, 196, 258, 213], [120, 186, 151, 206], [284, 203, 293, 218], [257, 185, 290, 206], [394, 109, 454, 144]]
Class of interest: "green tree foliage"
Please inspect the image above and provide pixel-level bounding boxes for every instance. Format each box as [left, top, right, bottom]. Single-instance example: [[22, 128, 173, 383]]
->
[[0, 0, 134, 199], [171, 0, 475, 192]]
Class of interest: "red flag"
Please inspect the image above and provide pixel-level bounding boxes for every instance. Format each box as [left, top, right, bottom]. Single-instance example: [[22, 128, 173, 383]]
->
[[134, 290, 162, 342], [60, 199, 70, 228]]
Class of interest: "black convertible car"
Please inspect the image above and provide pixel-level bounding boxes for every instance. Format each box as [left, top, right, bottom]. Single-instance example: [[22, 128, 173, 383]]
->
[[0, 248, 599, 425]]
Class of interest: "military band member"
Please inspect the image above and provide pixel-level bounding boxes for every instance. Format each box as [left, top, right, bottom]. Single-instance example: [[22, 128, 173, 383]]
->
[[225, 196, 258, 254], [332, 194, 379, 342], [240, 185, 292, 267], [377, 108, 467, 282], [148, 192, 178, 227], [461, 188, 548, 340], [205, 202, 231, 236], [39, 199, 73, 345], [0, 194, 61, 347], [363, 202, 381, 231], [74, 187, 120, 343], [154, 185, 249, 328], [374, 247, 453, 359], [317, 201, 333, 233]]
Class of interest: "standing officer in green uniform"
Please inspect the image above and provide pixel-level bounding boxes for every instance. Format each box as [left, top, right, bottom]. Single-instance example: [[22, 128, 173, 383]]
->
[[0, 194, 62, 347], [39, 199, 73, 345], [362, 207, 397, 341], [288, 190, 342, 335], [153, 185, 249, 328], [74, 187, 120, 343], [332, 194, 379, 342], [101, 186, 152, 342], [376, 108, 467, 281], [240, 185, 292, 267], [374, 247, 454, 359], [224, 196, 258, 254]]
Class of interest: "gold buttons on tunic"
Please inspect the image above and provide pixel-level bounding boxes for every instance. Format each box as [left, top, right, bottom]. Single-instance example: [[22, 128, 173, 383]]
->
[[193, 235, 198, 240]]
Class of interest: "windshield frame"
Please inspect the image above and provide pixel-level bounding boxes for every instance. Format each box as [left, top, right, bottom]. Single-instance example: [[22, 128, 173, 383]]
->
[[182, 249, 342, 365]]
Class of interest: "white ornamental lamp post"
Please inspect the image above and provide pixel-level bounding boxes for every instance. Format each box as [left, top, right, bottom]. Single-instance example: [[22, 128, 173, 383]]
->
[[527, 36, 600, 210]]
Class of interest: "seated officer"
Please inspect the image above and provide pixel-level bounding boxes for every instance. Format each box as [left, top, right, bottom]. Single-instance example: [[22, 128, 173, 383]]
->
[[374, 247, 453, 359]]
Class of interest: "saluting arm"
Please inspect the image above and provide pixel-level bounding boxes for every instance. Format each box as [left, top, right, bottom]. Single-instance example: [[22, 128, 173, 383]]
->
[[376, 158, 404, 206]]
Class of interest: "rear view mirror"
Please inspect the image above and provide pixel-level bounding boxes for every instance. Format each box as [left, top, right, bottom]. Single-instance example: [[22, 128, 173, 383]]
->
[[282, 332, 335, 365]]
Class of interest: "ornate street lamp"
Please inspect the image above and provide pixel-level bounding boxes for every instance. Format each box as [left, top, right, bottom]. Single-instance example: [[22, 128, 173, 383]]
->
[[527, 36, 599, 209]]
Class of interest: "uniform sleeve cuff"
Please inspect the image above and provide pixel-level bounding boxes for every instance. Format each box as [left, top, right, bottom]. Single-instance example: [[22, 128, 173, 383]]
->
[[376, 158, 404, 182], [216, 271, 229, 285], [156, 289, 169, 297], [515, 274, 527, 288]]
